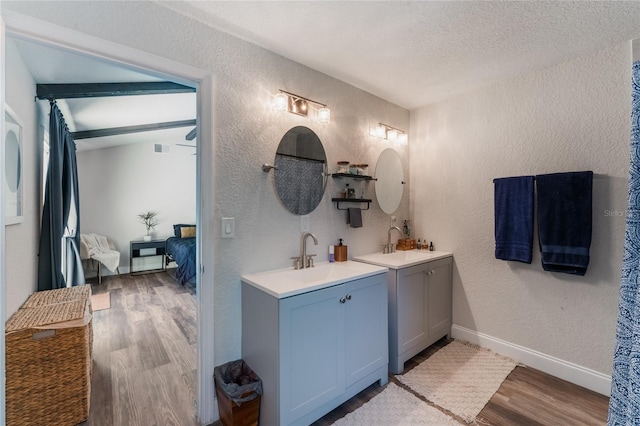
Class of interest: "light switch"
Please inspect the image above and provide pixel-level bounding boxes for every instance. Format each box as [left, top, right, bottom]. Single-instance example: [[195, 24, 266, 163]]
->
[[221, 217, 235, 238]]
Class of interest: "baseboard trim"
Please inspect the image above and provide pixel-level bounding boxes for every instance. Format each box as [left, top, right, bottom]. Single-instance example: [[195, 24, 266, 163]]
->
[[451, 324, 612, 396]]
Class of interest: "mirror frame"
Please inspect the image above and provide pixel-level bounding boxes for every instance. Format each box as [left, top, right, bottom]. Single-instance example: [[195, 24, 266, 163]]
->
[[5, 105, 24, 225], [374, 148, 404, 214]]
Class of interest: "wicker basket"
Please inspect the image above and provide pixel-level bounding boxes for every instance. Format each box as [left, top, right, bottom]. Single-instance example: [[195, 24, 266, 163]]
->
[[22, 285, 91, 309], [6, 287, 92, 426]]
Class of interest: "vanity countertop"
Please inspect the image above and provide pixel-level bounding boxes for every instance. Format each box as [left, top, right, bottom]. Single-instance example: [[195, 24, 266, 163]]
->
[[241, 260, 388, 299], [353, 250, 453, 270]]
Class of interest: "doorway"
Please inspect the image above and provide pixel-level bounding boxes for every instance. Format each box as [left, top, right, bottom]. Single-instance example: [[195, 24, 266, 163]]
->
[[2, 12, 216, 424]]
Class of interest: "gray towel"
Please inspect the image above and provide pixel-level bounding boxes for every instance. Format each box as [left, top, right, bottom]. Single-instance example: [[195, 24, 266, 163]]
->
[[348, 208, 363, 228]]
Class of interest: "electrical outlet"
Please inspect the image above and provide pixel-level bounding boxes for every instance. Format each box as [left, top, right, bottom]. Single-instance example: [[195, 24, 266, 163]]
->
[[301, 215, 311, 232]]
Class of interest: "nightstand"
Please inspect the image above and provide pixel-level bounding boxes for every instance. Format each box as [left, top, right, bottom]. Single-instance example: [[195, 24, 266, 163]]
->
[[130, 239, 166, 275]]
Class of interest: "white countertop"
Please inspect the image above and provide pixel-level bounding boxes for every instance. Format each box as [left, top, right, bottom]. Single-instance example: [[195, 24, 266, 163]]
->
[[353, 250, 453, 270], [241, 260, 388, 299]]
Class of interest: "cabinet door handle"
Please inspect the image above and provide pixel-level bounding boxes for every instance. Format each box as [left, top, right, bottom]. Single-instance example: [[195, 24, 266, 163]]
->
[[339, 297, 346, 304], [346, 294, 352, 300]]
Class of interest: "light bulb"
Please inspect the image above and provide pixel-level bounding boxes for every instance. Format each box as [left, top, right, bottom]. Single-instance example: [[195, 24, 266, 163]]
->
[[274, 92, 288, 111], [397, 133, 408, 145], [318, 107, 331, 124], [387, 129, 398, 142]]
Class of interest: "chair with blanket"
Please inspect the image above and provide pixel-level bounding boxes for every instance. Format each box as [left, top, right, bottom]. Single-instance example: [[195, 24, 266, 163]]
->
[[80, 233, 121, 284]]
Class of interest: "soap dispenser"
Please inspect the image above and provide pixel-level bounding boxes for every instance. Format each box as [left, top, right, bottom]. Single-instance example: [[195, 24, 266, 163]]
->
[[334, 238, 348, 262]]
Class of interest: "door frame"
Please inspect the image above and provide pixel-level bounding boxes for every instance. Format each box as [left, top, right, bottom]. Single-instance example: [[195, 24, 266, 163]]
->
[[1, 11, 217, 424]]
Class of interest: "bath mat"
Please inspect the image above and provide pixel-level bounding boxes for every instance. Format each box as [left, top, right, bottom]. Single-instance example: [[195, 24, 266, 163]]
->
[[91, 292, 111, 311], [396, 340, 517, 423], [332, 383, 460, 425]]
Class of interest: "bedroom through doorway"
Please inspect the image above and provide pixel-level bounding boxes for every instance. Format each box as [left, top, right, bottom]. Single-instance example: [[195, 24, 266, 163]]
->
[[3, 16, 214, 423]]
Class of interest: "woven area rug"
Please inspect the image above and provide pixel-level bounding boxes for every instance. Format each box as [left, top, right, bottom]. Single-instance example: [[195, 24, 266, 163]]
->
[[333, 383, 460, 425], [91, 292, 111, 311], [397, 340, 517, 423]]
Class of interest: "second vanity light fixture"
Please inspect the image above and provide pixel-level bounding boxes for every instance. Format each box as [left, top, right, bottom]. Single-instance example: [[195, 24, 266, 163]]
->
[[274, 90, 331, 124], [369, 123, 408, 145]]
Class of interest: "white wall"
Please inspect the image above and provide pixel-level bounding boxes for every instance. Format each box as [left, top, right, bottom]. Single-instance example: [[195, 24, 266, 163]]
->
[[2, 1, 411, 365], [77, 141, 196, 274], [410, 42, 631, 376], [4, 39, 38, 318]]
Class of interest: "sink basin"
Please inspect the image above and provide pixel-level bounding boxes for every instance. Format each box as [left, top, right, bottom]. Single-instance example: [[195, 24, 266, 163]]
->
[[241, 260, 388, 299], [353, 250, 452, 269]]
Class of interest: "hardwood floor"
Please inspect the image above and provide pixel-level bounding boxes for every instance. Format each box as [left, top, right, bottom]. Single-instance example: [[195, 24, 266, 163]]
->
[[313, 338, 610, 425], [82, 271, 198, 426]]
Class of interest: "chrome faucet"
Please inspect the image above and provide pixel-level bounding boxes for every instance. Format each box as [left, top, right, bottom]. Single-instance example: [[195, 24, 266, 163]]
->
[[293, 232, 318, 269], [384, 226, 402, 254]]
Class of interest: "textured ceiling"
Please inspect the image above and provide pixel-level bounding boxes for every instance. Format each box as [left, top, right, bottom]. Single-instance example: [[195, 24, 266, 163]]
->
[[162, 1, 640, 109]]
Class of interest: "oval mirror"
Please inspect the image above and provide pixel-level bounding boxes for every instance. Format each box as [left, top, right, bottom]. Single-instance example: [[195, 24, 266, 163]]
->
[[274, 126, 327, 215], [375, 148, 404, 214]]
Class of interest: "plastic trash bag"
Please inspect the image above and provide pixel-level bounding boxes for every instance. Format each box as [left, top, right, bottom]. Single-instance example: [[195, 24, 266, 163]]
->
[[214, 359, 263, 406]]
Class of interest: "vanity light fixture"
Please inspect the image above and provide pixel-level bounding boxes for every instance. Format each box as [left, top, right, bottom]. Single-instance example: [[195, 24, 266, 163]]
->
[[370, 123, 409, 145], [273, 90, 331, 123]]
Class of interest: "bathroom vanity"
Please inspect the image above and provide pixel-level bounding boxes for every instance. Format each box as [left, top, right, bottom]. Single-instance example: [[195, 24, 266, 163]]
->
[[241, 261, 389, 426], [353, 250, 453, 374]]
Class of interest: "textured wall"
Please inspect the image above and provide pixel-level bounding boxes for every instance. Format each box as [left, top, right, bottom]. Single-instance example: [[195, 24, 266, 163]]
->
[[4, 39, 39, 318], [410, 43, 631, 374], [77, 141, 196, 273], [2, 1, 410, 364]]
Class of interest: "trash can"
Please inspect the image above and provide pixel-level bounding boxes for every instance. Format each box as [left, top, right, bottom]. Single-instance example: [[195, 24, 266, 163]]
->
[[214, 359, 263, 426]]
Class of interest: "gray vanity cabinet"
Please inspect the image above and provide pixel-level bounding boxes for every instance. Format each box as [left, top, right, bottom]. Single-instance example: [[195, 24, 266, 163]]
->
[[389, 256, 452, 374], [242, 272, 388, 426]]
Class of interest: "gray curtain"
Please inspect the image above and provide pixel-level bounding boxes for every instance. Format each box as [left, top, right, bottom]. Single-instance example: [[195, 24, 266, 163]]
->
[[37, 102, 85, 290]]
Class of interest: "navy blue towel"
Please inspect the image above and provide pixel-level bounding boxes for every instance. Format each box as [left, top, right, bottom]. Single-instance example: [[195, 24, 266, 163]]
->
[[536, 171, 593, 276], [494, 176, 535, 263]]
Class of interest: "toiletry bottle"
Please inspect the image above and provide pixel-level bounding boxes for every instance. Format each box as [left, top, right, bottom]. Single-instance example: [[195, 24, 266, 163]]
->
[[329, 245, 335, 262], [345, 183, 350, 199], [429, 241, 434, 251], [417, 239, 421, 250]]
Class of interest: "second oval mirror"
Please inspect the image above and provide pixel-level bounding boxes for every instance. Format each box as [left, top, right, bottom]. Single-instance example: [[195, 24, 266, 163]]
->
[[274, 126, 327, 215], [375, 148, 404, 214]]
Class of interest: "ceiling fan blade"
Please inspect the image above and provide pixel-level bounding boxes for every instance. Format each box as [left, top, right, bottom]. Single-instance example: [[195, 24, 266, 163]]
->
[[185, 127, 197, 141]]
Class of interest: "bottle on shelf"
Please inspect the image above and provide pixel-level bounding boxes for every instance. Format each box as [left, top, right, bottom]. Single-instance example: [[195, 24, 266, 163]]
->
[[429, 241, 434, 251], [417, 239, 422, 250]]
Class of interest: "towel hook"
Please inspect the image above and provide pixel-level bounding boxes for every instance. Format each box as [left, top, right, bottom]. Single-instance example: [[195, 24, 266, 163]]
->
[[262, 163, 278, 173]]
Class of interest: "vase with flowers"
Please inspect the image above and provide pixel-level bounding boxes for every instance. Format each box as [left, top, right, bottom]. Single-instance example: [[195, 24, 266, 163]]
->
[[138, 211, 159, 241]]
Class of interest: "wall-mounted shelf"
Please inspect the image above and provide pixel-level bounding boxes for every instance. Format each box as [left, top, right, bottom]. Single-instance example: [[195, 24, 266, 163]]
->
[[332, 198, 372, 210], [331, 173, 376, 181]]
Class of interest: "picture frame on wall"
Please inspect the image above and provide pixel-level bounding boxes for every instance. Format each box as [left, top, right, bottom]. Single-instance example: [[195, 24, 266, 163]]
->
[[5, 105, 24, 225]]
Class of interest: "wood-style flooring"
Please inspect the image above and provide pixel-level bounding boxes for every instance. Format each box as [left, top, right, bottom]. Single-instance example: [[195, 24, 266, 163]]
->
[[85, 273, 609, 426], [82, 271, 198, 426], [312, 338, 610, 425]]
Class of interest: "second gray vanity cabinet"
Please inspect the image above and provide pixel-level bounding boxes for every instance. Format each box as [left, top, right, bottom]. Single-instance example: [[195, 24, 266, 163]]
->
[[389, 256, 452, 373]]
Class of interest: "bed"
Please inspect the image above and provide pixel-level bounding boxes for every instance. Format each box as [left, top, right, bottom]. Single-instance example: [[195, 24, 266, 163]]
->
[[166, 224, 197, 285]]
